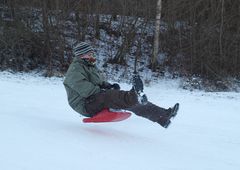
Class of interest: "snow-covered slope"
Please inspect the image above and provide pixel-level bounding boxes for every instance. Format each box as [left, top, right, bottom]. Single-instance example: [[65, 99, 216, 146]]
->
[[0, 71, 240, 170]]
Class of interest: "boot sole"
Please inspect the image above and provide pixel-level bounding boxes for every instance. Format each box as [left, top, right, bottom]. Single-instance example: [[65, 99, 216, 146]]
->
[[170, 103, 179, 119]]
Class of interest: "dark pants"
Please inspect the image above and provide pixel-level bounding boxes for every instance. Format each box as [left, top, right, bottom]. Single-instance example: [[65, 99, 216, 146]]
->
[[127, 102, 170, 122], [85, 89, 138, 116]]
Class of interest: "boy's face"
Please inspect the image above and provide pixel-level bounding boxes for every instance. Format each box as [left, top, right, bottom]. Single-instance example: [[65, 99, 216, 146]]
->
[[80, 52, 96, 63]]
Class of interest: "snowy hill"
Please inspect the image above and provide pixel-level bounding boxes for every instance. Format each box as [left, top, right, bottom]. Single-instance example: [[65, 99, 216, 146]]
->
[[0, 71, 240, 170]]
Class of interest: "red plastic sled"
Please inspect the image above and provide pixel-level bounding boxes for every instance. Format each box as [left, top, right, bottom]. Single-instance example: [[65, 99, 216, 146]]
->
[[83, 108, 132, 123]]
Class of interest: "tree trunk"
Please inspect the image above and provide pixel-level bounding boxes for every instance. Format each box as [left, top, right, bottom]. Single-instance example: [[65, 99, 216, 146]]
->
[[41, 1, 52, 76], [152, 0, 162, 71], [219, 0, 224, 61]]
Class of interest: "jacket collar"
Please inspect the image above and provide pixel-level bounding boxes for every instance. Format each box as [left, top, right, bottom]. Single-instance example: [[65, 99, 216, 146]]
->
[[74, 57, 95, 67]]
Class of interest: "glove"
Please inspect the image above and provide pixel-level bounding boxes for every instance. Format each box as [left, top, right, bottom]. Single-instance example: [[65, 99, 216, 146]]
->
[[100, 82, 120, 90], [100, 82, 112, 89], [111, 83, 120, 90]]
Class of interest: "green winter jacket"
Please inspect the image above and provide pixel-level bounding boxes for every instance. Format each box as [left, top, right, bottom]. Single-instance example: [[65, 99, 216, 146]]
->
[[63, 57, 106, 117]]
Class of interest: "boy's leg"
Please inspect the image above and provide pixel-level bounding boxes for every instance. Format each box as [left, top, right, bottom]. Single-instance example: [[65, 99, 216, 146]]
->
[[85, 89, 138, 116], [128, 102, 170, 122], [127, 102, 179, 127]]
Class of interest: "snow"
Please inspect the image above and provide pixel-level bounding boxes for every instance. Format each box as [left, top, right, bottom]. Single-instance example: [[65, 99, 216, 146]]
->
[[0, 71, 240, 170]]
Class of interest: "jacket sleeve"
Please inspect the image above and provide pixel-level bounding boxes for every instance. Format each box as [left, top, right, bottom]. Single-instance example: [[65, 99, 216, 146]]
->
[[64, 64, 101, 98]]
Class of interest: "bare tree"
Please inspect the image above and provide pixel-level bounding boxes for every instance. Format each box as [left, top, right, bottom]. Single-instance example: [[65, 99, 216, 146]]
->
[[152, 0, 162, 71], [219, 0, 224, 59]]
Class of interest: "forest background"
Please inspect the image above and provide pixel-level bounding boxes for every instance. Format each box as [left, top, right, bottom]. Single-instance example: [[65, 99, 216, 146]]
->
[[0, 0, 239, 91]]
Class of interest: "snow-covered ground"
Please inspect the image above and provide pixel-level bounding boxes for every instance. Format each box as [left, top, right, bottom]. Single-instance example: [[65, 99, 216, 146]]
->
[[0, 71, 240, 170]]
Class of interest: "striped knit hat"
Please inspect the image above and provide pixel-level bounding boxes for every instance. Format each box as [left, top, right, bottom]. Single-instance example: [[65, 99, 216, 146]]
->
[[73, 42, 94, 57]]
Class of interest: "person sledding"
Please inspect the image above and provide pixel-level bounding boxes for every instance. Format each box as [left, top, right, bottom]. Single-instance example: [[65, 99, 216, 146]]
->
[[63, 42, 179, 128]]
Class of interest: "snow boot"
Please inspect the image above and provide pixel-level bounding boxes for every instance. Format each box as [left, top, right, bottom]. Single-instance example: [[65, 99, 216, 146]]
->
[[137, 92, 148, 105], [168, 103, 179, 119], [132, 74, 148, 105], [157, 103, 179, 128], [132, 74, 144, 92], [157, 117, 171, 128]]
